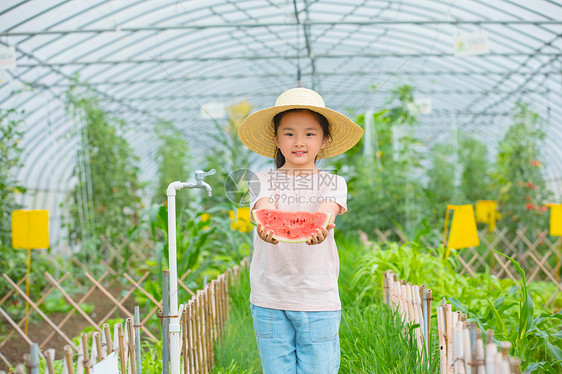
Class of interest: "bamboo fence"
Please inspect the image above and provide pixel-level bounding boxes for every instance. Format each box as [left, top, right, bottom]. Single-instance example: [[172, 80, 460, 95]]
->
[[384, 270, 522, 374], [371, 228, 562, 305], [0, 258, 247, 373]]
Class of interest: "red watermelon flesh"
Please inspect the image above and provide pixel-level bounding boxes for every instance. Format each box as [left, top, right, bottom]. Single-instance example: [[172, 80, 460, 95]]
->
[[252, 209, 332, 243]]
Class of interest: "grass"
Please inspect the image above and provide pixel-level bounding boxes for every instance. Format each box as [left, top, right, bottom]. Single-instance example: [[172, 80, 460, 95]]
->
[[213, 233, 431, 373], [213, 269, 262, 373]]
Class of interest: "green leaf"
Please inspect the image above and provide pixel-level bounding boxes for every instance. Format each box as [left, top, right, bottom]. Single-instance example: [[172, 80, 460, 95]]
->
[[547, 342, 562, 361]]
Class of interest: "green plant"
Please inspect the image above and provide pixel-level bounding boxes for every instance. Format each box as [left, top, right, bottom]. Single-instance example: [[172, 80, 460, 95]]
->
[[213, 268, 261, 373], [153, 119, 190, 211], [493, 102, 551, 235], [204, 99, 254, 210], [340, 302, 436, 373], [459, 135, 493, 203], [334, 84, 427, 238], [0, 108, 25, 248], [347, 237, 562, 371], [425, 143, 464, 226], [483, 251, 562, 371], [131, 202, 251, 318], [64, 77, 142, 248], [213, 236, 434, 373]]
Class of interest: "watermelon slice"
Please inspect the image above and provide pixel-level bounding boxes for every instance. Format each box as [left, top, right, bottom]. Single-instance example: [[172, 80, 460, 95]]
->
[[252, 209, 332, 243]]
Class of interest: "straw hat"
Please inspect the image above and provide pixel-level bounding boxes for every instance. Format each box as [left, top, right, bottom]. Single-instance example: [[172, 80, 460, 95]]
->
[[237, 87, 363, 159]]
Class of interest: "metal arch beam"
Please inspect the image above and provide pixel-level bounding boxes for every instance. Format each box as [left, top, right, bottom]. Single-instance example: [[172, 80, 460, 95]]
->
[[5, 0, 560, 91], [8, 0, 552, 90], [107, 88, 550, 103], [462, 39, 560, 113], [10, 0, 548, 111], [4, 2, 560, 129], [16, 52, 561, 67], [0, 43, 160, 124], [294, 0, 317, 90], [2, 19, 562, 36], [4, 2, 294, 121], [38, 69, 559, 87], [319, 0, 561, 96]]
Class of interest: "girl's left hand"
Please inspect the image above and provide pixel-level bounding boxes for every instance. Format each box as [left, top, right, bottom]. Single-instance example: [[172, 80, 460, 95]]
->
[[306, 223, 335, 245]]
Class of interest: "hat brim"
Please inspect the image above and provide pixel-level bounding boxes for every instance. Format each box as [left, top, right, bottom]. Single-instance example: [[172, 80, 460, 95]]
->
[[237, 104, 363, 159]]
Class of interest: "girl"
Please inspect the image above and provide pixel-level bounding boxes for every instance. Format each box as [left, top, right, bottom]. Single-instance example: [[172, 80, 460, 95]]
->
[[237, 88, 363, 373]]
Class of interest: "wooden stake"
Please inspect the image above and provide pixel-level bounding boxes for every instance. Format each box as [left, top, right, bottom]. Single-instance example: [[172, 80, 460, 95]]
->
[[117, 324, 126, 374], [188, 300, 196, 374], [94, 332, 103, 362], [411, 284, 422, 353], [23, 353, 31, 373], [454, 321, 466, 374], [81, 334, 91, 374], [209, 287, 215, 371], [103, 323, 113, 354], [44, 348, 55, 374], [198, 291, 207, 373], [485, 330, 495, 373], [182, 305, 189, 374], [64, 345, 75, 374], [444, 303, 453, 373], [127, 318, 136, 374], [427, 289, 432, 355], [473, 329, 485, 374], [462, 323, 472, 374], [204, 289, 210, 372], [211, 280, 218, 341], [436, 306, 447, 374], [509, 357, 521, 374], [384, 271, 390, 306], [193, 298, 201, 373]]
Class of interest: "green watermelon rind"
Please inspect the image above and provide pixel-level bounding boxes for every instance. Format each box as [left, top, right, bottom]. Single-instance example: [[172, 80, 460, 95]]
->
[[252, 209, 332, 244]]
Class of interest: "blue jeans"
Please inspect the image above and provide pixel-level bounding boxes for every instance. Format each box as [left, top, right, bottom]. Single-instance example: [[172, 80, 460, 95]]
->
[[250, 303, 341, 374]]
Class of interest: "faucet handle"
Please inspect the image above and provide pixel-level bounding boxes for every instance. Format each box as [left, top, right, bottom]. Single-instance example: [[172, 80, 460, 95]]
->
[[195, 169, 216, 180]]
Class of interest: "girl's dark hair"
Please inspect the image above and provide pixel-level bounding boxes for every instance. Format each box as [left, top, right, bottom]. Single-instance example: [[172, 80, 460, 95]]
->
[[272, 109, 332, 169]]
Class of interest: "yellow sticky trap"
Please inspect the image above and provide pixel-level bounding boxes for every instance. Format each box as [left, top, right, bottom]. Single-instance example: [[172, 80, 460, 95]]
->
[[547, 204, 562, 236], [475, 200, 498, 232], [12, 210, 49, 249], [445, 205, 480, 249], [229, 207, 253, 233]]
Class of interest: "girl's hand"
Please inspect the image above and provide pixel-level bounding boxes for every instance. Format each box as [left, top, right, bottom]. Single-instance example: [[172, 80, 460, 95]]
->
[[257, 223, 279, 245], [306, 223, 336, 245]]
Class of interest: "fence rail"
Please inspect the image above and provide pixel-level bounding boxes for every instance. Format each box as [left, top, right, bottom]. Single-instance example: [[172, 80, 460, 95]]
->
[[0, 260, 244, 373], [384, 270, 521, 374]]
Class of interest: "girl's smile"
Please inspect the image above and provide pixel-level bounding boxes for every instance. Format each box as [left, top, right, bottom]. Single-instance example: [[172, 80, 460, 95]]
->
[[274, 110, 329, 170]]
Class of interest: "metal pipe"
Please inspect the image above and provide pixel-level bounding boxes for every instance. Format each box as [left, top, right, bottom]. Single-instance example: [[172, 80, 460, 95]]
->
[[166, 169, 215, 374]]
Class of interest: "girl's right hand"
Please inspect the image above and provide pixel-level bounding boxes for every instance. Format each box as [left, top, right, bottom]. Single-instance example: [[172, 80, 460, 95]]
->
[[257, 224, 279, 245]]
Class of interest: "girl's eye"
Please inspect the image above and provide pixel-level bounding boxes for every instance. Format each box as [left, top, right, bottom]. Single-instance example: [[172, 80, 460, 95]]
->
[[284, 133, 293, 136], [306, 133, 316, 136]]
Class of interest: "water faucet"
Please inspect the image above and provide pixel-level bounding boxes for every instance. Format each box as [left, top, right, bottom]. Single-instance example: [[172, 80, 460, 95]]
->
[[194, 169, 216, 196], [166, 169, 216, 196]]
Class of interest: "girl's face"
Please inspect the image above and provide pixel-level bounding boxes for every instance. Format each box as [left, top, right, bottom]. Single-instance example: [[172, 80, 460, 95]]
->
[[274, 110, 329, 170]]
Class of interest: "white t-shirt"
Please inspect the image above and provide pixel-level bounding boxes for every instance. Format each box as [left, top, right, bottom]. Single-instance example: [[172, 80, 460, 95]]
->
[[249, 169, 347, 311]]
